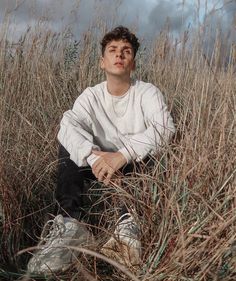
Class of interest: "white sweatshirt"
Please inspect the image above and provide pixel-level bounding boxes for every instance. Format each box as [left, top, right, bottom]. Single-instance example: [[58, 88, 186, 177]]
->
[[57, 80, 175, 167]]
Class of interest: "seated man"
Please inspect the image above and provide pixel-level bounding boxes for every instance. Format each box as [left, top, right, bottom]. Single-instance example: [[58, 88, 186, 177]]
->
[[27, 25, 175, 274]]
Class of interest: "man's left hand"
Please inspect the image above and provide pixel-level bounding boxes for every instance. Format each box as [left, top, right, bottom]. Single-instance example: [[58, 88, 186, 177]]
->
[[91, 151, 127, 185]]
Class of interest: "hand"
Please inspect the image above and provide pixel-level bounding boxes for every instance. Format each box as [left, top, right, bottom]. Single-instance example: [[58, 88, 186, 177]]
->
[[91, 151, 127, 186], [110, 176, 122, 187]]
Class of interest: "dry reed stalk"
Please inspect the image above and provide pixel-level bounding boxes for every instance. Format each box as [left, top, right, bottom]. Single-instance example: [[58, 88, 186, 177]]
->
[[0, 7, 236, 280]]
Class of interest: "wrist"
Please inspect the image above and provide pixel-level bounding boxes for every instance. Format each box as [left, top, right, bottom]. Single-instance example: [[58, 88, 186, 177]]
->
[[118, 147, 136, 163], [117, 152, 127, 165]]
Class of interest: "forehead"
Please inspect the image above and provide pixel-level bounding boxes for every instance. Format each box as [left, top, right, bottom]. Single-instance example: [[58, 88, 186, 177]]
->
[[106, 40, 133, 49]]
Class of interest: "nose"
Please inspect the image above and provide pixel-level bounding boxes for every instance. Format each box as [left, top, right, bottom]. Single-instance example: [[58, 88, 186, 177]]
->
[[116, 50, 124, 58]]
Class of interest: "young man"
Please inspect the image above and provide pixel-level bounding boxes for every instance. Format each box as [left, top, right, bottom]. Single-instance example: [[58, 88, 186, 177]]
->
[[27, 26, 175, 274]]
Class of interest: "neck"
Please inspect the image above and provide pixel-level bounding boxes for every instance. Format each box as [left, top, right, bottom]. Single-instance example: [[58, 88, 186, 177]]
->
[[106, 75, 131, 96]]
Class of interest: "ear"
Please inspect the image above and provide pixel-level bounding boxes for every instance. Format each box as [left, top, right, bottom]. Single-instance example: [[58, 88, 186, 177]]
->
[[100, 56, 105, 70]]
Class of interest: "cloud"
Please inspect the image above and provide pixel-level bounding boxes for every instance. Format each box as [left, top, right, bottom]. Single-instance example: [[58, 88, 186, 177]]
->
[[147, 1, 195, 35], [0, 0, 195, 37], [0, 0, 82, 40], [0, 0, 235, 54], [1, 0, 79, 25], [198, 0, 236, 62], [224, 0, 236, 22]]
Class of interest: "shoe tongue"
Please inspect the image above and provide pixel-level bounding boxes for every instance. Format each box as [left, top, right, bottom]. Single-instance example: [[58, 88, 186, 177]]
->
[[54, 216, 79, 231], [64, 218, 79, 231], [55, 214, 65, 224], [64, 217, 75, 224]]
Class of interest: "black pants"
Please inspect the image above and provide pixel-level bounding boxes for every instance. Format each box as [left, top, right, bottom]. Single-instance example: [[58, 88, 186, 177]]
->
[[55, 145, 153, 219]]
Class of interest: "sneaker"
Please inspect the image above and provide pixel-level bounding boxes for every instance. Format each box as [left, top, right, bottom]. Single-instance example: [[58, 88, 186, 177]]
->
[[100, 213, 141, 269], [27, 214, 93, 275]]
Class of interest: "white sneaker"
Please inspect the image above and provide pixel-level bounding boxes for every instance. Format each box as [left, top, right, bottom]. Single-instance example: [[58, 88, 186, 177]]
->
[[27, 214, 92, 275], [101, 213, 141, 269]]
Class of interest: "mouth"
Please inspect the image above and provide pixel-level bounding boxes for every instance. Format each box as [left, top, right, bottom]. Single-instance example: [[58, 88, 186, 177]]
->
[[114, 62, 124, 67]]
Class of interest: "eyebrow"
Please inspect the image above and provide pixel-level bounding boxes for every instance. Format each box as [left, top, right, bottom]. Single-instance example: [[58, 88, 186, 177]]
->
[[108, 45, 132, 50]]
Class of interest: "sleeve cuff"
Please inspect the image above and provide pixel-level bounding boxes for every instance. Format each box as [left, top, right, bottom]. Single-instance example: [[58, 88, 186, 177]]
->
[[87, 153, 100, 167], [118, 147, 136, 163]]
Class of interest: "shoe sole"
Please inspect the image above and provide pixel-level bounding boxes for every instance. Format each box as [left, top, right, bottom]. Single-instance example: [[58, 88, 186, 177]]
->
[[100, 237, 141, 269]]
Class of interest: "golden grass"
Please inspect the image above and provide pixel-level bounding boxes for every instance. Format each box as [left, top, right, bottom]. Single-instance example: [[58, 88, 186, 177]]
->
[[0, 16, 236, 281]]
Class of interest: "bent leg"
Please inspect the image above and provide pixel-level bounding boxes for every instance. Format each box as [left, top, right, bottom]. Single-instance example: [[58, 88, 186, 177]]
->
[[55, 145, 96, 219]]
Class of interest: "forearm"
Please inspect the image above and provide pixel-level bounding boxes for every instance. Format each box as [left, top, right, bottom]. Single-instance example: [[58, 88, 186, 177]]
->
[[118, 116, 175, 162], [58, 111, 100, 167]]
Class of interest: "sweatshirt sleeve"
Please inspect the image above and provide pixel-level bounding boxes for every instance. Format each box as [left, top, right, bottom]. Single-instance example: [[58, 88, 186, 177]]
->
[[57, 93, 101, 167], [118, 85, 175, 162]]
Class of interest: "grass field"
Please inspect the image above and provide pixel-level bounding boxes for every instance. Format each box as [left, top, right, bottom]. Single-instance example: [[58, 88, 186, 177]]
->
[[0, 9, 236, 281]]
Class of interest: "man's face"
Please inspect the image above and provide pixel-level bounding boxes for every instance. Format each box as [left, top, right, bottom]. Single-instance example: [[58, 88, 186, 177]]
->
[[100, 40, 135, 78]]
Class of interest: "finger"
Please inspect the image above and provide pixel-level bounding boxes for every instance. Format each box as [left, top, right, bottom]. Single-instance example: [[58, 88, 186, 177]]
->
[[111, 178, 118, 185], [103, 178, 110, 186], [92, 150, 100, 156], [93, 159, 107, 176], [92, 157, 103, 170], [103, 168, 115, 186], [111, 177, 121, 186], [104, 173, 112, 186], [92, 161, 103, 177], [104, 175, 112, 186], [98, 167, 108, 182], [92, 150, 105, 156], [93, 165, 104, 179]]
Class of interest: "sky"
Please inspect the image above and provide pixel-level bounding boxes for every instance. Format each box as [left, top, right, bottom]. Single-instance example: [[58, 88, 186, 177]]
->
[[0, 0, 235, 45]]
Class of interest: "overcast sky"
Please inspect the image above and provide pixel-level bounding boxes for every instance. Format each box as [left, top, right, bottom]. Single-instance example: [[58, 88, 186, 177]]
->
[[0, 0, 235, 44]]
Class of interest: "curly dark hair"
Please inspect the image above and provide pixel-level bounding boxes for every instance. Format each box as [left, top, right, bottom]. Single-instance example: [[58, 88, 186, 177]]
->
[[100, 26, 140, 58]]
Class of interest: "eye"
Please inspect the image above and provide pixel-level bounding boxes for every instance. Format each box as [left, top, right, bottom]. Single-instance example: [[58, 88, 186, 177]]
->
[[109, 49, 115, 52], [124, 49, 131, 54]]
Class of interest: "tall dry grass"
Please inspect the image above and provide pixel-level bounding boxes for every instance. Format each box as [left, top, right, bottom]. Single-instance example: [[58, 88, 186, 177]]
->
[[0, 16, 236, 281]]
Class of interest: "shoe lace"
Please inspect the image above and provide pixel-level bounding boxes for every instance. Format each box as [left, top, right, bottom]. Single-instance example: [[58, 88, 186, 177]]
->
[[115, 213, 140, 240], [39, 217, 66, 246]]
